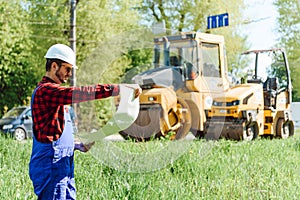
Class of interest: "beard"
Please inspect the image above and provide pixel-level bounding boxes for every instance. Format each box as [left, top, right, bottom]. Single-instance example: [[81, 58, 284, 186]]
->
[[55, 68, 67, 83]]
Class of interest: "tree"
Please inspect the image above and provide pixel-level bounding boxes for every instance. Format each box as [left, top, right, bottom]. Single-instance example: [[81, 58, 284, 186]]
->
[[274, 0, 300, 101], [137, 0, 249, 72], [21, 0, 144, 131], [72, 0, 145, 131], [25, 0, 70, 77], [0, 0, 39, 117]]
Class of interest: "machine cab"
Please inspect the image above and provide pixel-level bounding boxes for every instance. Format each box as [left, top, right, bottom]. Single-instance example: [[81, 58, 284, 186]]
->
[[153, 32, 230, 93], [240, 49, 292, 110]]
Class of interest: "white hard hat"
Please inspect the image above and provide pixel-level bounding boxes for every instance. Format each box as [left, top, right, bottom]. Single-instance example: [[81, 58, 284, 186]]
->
[[45, 44, 77, 69]]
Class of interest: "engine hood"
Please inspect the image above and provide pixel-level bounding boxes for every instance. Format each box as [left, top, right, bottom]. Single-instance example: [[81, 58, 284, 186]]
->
[[0, 118, 16, 125], [132, 67, 185, 91], [214, 83, 263, 102]]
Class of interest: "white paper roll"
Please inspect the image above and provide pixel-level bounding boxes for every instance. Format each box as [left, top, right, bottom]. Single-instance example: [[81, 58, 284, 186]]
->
[[77, 84, 140, 142]]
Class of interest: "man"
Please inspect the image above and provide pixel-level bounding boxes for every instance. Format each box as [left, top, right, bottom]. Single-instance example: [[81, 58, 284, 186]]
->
[[29, 44, 141, 199]]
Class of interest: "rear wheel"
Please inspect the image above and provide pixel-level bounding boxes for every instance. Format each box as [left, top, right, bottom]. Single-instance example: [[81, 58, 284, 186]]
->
[[276, 118, 294, 139], [14, 128, 26, 141], [174, 98, 192, 140], [242, 123, 259, 141]]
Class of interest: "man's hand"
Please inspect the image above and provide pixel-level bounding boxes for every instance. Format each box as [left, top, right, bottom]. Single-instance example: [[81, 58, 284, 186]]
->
[[74, 141, 95, 152], [134, 87, 142, 98], [123, 84, 142, 99]]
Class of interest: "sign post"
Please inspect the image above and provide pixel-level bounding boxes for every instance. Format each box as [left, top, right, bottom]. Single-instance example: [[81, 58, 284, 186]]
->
[[207, 13, 229, 29]]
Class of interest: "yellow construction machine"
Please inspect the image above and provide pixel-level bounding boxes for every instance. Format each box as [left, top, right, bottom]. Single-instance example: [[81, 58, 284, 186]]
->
[[119, 32, 230, 140], [205, 48, 294, 140]]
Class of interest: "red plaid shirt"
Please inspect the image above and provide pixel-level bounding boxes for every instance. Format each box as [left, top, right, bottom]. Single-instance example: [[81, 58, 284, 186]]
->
[[32, 76, 119, 143]]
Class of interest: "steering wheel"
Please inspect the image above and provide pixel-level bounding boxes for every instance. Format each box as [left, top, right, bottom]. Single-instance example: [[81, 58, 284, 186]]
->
[[251, 75, 264, 83]]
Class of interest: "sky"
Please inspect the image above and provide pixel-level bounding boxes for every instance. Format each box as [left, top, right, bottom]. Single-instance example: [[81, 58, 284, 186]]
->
[[242, 0, 278, 49], [239, 1, 278, 78]]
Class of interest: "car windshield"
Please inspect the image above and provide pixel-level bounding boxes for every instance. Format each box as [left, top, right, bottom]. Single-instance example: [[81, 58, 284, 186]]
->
[[2, 107, 26, 119]]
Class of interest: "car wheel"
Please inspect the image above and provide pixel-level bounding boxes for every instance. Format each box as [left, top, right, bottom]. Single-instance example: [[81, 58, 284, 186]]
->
[[14, 128, 26, 141]]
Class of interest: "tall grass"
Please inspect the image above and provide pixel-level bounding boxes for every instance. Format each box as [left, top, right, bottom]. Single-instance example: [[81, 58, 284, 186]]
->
[[1, 132, 300, 199]]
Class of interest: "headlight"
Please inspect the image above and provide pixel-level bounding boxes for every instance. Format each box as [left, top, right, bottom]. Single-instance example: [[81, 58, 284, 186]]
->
[[226, 100, 240, 106], [212, 101, 222, 106], [3, 124, 13, 130], [231, 100, 240, 106], [148, 96, 157, 101], [205, 96, 213, 107]]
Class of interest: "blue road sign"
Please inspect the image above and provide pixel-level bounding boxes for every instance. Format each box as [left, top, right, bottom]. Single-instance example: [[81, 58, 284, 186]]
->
[[207, 13, 229, 29]]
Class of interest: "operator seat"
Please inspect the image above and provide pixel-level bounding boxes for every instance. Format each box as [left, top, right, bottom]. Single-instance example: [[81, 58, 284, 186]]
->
[[170, 56, 179, 66], [263, 77, 278, 109]]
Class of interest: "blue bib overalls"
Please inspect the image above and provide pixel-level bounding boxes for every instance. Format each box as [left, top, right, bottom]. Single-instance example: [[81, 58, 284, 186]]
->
[[29, 87, 76, 200]]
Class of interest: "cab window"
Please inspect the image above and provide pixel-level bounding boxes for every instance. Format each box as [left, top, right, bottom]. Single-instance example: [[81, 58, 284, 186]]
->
[[201, 43, 221, 77]]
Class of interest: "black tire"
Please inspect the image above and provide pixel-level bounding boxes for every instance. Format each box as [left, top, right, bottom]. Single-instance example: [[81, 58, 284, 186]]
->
[[276, 118, 294, 139], [242, 123, 259, 141], [14, 128, 27, 141]]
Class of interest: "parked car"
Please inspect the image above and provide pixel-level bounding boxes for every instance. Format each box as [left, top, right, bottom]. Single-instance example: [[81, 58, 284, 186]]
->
[[0, 106, 32, 141]]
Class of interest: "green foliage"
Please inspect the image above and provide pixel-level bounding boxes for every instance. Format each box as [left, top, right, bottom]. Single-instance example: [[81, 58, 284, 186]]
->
[[137, 0, 250, 72], [76, 0, 142, 65], [269, 53, 289, 88], [0, 0, 251, 121], [0, 1, 39, 117], [0, 136, 35, 198], [73, 0, 144, 129], [274, 0, 300, 101], [120, 49, 153, 83], [2, 133, 300, 199], [25, 0, 70, 77]]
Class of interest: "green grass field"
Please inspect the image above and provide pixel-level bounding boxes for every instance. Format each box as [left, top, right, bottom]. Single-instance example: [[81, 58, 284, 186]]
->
[[1, 131, 300, 200]]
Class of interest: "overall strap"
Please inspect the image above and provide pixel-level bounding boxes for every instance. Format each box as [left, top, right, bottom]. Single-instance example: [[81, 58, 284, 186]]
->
[[31, 85, 42, 137], [31, 85, 41, 108]]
